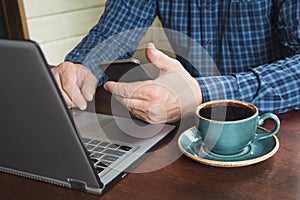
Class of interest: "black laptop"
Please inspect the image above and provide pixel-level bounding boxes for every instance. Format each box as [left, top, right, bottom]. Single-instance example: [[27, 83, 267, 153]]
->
[[0, 39, 175, 195]]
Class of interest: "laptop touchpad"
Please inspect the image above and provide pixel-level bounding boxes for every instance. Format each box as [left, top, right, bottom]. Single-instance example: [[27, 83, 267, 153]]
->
[[102, 116, 166, 139]]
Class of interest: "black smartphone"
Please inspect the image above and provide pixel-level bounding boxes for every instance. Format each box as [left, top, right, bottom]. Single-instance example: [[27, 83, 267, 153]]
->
[[99, 59, 153, 82]]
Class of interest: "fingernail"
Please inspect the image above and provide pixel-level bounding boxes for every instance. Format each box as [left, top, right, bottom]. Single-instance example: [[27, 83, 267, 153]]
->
[[86, 93, 93, 101], [147, 43, 155, 48], [104, 82, 113, 91], [148, 43, 159, 57], [103, 83, 108, 90], [79, 102, 87, 110]]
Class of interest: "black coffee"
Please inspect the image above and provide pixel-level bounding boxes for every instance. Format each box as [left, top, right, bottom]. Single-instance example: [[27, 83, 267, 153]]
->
[[199, 104, 255, 121]]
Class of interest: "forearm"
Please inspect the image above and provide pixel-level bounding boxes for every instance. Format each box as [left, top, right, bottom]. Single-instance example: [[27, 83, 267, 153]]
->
[[196, 54, 300, 114], [65, 0, 157, 83]]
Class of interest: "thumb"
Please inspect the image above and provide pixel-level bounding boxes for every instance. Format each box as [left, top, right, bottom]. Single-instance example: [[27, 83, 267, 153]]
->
[[146, 43, 182, 72]]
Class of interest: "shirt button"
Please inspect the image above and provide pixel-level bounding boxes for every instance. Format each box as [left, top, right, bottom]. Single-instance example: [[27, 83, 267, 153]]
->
[[206, 3, 211, 9], [207, 40, 212, 45]]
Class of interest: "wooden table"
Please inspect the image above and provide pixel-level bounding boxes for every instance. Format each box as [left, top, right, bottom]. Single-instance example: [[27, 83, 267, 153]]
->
[[0, 87, 299, 200]]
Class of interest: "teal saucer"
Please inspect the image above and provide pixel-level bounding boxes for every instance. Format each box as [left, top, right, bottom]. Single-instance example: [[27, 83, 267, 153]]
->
[[178, 126, 279, 167]]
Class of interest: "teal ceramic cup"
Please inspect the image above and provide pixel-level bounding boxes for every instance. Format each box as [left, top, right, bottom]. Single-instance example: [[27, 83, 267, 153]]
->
[[195, 100, 280, 155]]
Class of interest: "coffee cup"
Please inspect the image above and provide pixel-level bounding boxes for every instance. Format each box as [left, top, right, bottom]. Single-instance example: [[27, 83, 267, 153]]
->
[[195, 100, 280, 155]]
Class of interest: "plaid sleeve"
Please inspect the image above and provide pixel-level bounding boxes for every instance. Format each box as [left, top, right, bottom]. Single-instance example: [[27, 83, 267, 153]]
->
[[196, 71, 259, 104], [65, 0, 157, 84], [251, 54, 300, 113], [197, 54, 300, 114], [196, 0, 300, 114]]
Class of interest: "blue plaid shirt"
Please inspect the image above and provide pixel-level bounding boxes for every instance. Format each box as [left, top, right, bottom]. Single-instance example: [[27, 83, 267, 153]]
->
[[65, 0, 300, 114]]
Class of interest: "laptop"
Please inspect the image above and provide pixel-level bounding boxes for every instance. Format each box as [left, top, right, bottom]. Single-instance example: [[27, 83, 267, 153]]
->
[[0, 39, 175, 195]]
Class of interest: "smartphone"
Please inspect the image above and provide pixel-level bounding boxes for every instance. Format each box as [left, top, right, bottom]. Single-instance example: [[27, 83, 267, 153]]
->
[[99, 59, 153, 82]]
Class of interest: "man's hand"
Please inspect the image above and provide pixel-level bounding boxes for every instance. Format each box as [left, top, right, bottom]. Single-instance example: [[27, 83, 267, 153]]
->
[[104, 43, 203, 124], [51, 62, 97, 110]]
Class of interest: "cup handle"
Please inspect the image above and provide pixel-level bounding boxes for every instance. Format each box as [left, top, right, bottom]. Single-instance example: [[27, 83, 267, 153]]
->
[[253, 113, 280, 142]]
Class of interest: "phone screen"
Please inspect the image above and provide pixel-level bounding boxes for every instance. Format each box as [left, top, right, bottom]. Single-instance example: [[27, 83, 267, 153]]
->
[[99, 59, 152, 82]]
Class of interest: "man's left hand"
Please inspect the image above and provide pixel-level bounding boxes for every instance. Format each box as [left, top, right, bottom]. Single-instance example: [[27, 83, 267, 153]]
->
[[104, 43, 202, 124]]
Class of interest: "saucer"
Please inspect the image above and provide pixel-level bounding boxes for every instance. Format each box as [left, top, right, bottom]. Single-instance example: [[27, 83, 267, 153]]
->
[[178, 126, 279, 167]]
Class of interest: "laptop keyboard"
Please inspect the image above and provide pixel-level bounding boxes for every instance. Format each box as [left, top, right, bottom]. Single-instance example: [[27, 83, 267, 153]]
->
[[82, 138, 133, 175]]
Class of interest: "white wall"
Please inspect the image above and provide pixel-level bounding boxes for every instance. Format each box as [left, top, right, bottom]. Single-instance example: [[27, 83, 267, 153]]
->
[[23, 0, 172, 66], [23, 0, 105, 65]]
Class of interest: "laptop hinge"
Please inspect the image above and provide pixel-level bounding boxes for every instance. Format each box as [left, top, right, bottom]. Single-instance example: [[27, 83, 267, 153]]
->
[[67, 178, 88, 192]]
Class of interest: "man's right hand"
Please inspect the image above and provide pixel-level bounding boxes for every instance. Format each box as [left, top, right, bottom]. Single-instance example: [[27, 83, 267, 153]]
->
[[51, 62, 97, 110]]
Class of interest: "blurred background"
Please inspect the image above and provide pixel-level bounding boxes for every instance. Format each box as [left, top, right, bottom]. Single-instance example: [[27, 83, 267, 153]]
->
[[0, 0, 173, 66]]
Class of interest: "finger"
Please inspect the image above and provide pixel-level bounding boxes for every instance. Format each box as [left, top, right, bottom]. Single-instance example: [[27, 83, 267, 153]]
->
[[110, 94, 151, 123], [124, 98, 167, 124], [70, 86, 88, 110], [131, 108, 166, 124], [114, 96, 150, 113], [126, 98, 150, 112], [53, 72, 74, 108], [104, 81, 150, 99], [60, 71, 87, 110], [80, 74, 97, 102], [130, 109, 152, 123], [146, 43, 182, 72]]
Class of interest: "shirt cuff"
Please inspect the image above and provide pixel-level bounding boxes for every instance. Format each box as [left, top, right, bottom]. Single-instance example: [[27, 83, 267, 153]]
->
[[196, 71, 259, 103]]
